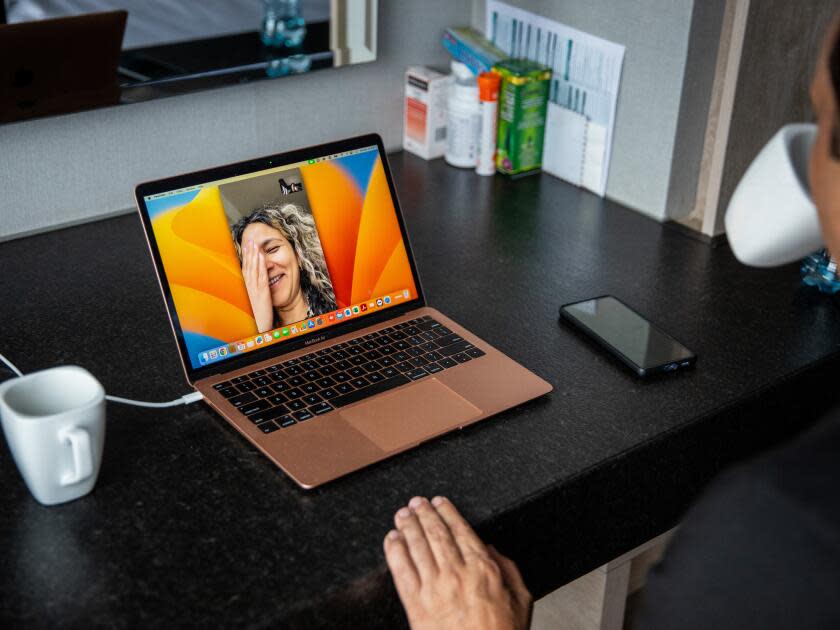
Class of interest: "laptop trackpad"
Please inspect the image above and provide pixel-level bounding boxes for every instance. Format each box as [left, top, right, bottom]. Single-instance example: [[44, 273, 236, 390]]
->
[[339, 378, 482, 452]]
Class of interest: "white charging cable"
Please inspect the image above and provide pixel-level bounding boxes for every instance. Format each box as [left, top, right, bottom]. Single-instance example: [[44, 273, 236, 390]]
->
[[104, 392, 204, 408], [0, 352, 203, 408], [0, 353, 23, 378]]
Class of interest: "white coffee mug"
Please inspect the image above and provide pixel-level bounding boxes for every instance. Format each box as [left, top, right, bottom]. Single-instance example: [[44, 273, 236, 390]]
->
[[725, 123, 823, 267], [0, 366, 106, 505]]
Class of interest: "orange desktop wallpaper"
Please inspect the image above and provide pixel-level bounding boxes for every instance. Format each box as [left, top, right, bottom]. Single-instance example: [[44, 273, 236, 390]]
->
[[147, 150, 418, 368]]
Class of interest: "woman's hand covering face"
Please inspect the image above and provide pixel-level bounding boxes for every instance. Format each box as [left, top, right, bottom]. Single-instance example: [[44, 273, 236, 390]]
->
[[242, 238, 275, 333]]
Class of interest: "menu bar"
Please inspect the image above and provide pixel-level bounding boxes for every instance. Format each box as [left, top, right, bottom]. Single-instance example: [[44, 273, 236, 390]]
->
[[145, 146, 377, 203]]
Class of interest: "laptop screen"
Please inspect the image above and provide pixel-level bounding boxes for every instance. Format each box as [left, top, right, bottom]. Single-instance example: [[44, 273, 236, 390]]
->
[[139, 141, 420, 371]]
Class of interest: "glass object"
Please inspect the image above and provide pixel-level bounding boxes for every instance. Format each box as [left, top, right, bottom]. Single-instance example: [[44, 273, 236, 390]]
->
[[266, 58, 290, 78], [801, 249, 840, 294], [261, 0, 307, 48], [265, 54, 311, 78], [287, 54, 312, 74]]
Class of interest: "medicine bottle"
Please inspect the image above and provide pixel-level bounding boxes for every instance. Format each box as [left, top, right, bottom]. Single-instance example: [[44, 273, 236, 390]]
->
[[445, 61, 481, 168], [476, 71, 501, 176]]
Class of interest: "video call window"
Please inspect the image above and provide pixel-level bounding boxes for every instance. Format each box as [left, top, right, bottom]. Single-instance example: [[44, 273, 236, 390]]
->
[[223, 168, 337, 333], [143, 146, 419, 369]]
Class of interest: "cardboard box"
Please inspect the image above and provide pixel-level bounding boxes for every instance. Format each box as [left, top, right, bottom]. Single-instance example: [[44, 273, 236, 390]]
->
[[441, 27, 506, 76], [494, 59, 552, 176]]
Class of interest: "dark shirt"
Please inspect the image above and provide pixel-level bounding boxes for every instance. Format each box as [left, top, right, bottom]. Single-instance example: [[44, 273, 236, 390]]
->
[[637, 411, 840, 630]]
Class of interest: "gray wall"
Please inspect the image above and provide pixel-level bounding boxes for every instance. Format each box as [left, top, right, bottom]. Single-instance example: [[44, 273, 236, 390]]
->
[[472, 0, 715, 221], [0, 1, 471, 241], [218, 168, 308, 225]]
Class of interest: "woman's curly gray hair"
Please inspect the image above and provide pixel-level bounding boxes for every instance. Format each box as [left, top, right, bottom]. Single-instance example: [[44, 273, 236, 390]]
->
[[231, 203, 338, 316]]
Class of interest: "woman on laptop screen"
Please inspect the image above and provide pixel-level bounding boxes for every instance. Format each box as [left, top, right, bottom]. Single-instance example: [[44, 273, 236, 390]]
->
[[231, 203, 337, 332]]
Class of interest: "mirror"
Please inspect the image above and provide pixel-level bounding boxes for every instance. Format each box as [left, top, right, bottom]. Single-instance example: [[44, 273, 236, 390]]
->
[[0, 0, 377, 124]]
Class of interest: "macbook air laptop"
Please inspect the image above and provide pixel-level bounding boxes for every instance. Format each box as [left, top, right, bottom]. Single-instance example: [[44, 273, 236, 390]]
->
[[135, 134, 551, 488]]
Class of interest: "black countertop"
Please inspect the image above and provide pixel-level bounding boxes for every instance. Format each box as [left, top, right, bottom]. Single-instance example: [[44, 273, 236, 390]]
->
[[3, 152, 840, 628]]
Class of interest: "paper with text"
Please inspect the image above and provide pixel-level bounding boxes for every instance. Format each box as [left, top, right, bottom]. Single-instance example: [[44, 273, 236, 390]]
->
[[486, 1, 624, 196]]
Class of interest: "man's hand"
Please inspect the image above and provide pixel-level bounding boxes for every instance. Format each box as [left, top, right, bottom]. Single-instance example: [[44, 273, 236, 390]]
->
[[384, 496, 532, 630]]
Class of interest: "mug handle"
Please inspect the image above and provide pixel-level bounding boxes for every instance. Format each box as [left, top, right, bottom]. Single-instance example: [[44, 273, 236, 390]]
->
[[58, 427, 94, 486]]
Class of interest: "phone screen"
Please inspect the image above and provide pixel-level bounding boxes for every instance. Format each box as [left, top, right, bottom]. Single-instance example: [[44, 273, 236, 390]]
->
[[561, 296, 694, 370]]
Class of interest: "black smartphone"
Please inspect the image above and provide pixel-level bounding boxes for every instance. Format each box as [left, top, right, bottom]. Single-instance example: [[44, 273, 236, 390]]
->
[[559, 295, 697, 377]]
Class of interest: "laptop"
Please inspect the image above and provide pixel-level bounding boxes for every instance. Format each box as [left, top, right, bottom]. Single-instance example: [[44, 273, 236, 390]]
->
[[135, 134, 551, 488], [0, 11, 126, 124]]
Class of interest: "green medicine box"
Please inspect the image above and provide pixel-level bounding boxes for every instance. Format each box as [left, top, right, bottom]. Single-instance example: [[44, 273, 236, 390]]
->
[[493, 59, 552, 176]]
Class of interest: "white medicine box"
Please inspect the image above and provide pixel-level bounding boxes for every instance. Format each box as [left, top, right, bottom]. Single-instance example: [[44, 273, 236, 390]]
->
[[403, 66, 452, 160]]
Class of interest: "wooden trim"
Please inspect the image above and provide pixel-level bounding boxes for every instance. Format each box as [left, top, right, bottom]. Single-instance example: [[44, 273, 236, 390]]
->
[[329, 0, 377, 66], [602, 528, 676, 572], [678, 0, 750, 238], [665, 219, 729, 247]]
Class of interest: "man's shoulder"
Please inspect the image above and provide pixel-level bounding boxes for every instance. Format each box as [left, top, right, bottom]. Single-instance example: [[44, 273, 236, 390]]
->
[[729, 410, 840, 530], [637, 412, 840, 630], [689, 410, 840, 558]]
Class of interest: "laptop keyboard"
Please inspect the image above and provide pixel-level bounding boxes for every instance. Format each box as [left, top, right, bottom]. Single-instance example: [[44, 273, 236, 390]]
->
[[211, 315, 486, 434]]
